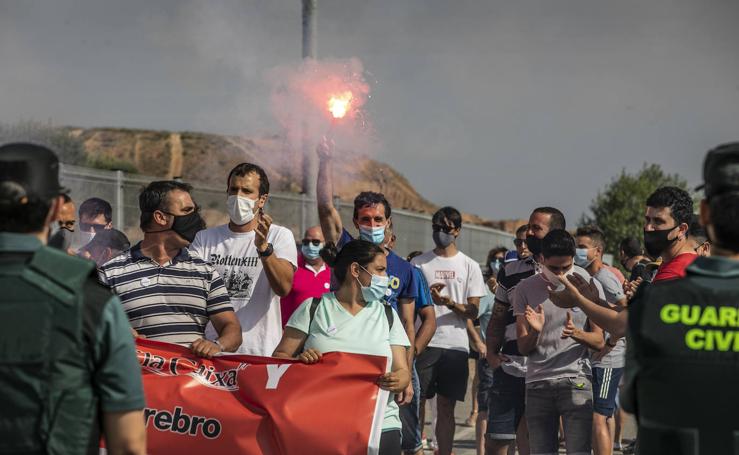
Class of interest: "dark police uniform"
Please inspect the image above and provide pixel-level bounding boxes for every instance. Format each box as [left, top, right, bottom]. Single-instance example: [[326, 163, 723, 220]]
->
[[623, 144, 739, 454], [0, 143, 145, 454], [624, 256, 739, 454]]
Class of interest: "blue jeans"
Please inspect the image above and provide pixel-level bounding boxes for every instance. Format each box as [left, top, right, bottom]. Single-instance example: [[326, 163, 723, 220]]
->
[[399, 363, 422, 454]]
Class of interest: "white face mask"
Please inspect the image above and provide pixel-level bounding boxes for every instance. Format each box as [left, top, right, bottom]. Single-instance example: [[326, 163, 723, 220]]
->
[[540, 263, 575, 292], [226, 195, 258, 225]]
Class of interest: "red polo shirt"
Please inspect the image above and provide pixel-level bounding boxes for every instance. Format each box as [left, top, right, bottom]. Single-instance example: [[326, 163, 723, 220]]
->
[[280, 255, 332, 327]]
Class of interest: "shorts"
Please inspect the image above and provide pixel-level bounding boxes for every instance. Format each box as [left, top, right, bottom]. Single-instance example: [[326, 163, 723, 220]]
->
[[416, 347, 469, 402], [592, 367, 624, 417], [486, 368, 526, 440], [379, 429, 401, 455], [476, 359, 495, 414]]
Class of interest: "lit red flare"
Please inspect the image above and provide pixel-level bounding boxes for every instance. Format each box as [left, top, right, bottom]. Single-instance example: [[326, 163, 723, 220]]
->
[[328, 91, 353, 119]]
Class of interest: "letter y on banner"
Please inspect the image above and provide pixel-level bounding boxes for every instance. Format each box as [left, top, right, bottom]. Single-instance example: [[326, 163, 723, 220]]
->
[[126, 339, 388, 455], [265, 364, 291, 389]]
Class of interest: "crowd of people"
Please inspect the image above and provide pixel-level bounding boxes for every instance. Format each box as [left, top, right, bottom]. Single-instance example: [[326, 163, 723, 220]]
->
[[0, 138, 737, 455]]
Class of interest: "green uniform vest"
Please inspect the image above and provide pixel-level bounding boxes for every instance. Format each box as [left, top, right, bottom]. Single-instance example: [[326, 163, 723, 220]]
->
[[625, 263, 739, 454], [0, 245, 101, 454]]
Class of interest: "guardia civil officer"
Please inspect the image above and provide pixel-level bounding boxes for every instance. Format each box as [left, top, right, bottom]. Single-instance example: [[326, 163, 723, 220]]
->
[[548, 143, 739, 454], [0, 143, 147, 455]]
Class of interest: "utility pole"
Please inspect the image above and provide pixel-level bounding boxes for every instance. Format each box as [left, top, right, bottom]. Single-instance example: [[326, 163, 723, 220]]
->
[[301, 0, 319, 228], [302, 0, 317, 59]]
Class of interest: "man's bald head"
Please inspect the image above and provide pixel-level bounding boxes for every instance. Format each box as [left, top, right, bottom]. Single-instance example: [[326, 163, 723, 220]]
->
[[58, 199, 76, 231], [303, 226, 324, 242]]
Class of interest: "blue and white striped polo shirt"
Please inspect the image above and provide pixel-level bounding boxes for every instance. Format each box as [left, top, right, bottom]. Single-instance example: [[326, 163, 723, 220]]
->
[[99, 243, 233, 345]]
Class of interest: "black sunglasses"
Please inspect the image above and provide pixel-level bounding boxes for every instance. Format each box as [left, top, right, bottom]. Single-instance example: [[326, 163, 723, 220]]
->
[[514, 238, 527, 247], [432, 224, 456, 234], [302, 239, 322, 246], [59, 220, 76, 228], [79, 222, 107, 232]]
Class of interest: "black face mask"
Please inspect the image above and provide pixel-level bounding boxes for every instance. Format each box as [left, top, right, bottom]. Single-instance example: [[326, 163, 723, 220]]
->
[[526, 235, 543, 258], [643, 226, 678, 259], [159, 210, 206, 243]]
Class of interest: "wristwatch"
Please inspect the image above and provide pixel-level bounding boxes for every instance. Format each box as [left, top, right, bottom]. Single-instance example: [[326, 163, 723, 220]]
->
[[258, 243, 274, 257], [606, 338, 618, 348]]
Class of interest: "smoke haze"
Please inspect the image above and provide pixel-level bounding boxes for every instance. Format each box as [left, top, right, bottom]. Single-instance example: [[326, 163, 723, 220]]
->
[[1, 0, 738, 222]]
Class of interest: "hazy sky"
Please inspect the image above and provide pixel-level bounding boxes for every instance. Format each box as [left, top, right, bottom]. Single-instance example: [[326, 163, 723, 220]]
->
[[2, 0, 737, 223]]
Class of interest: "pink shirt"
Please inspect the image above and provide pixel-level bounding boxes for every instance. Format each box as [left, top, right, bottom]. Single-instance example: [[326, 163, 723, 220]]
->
[[605, 264, 626, 284], [280, 255, 332, 327]]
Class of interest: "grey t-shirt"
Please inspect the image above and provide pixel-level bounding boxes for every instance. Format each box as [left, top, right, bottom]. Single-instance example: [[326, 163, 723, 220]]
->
[[591, 267, 626, 369], [513, 265, 605, 384]]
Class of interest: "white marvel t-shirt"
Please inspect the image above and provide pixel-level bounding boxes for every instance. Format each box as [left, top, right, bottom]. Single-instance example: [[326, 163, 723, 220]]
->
[[191, 223, 297, 356], [411, 250, 486, 352]]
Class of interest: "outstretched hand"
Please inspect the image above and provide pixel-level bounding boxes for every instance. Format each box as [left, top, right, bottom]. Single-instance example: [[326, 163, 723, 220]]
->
[[561, 311, 578, 339], [316, 136, 334, 161], [548, 273, 598, 309], [525, 305, 545, 333], [567, 274, 600, 303]]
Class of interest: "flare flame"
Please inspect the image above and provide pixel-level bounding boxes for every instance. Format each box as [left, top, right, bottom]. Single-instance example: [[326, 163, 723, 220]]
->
[[328, 91, 353, 119]]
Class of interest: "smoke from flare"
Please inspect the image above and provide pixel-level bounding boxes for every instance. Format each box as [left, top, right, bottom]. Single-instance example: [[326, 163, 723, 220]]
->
[[268, 58, 373, 154]]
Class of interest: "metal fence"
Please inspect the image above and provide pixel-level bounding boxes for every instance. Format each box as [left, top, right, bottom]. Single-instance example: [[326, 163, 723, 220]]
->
[[60, 164, 514, 264]]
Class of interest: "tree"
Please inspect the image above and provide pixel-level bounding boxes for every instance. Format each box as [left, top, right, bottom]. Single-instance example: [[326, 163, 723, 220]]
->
[[580, 164, 688, 256]]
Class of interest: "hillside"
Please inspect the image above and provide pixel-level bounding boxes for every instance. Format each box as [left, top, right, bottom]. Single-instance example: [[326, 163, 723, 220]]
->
[[68, 127, 517, 231]]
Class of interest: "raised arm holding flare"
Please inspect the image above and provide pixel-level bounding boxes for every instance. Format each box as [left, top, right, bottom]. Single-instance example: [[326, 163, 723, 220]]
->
[[316, 136, 343, 245]]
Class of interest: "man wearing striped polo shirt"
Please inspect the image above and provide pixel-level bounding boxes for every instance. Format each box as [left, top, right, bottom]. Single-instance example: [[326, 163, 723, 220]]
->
[[100, 180, 242, 358]]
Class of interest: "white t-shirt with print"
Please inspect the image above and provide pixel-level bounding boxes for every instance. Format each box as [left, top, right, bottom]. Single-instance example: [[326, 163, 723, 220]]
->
[[191, 223, 297, 356], [411, 250, 487, 352]]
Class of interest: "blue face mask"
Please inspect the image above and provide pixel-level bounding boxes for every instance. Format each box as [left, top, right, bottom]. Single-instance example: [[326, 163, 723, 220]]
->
[[359, 225, 386, 245], [357, 265, 390, 302], [574, 248, 593, 268], [490, 259, 503, 276], [301, 243, 323, 260]]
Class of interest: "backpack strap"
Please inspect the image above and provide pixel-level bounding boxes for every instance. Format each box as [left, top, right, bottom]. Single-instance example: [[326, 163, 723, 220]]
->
[[384, 304, 394, 330], [308, 297, 322, 331]]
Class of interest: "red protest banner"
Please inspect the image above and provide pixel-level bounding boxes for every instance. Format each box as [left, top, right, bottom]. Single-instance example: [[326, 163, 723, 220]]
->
[[130, 339, 389, 455]]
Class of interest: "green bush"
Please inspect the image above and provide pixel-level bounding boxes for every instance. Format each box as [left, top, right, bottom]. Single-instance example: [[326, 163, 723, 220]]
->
[[85, 155, 138, 173]]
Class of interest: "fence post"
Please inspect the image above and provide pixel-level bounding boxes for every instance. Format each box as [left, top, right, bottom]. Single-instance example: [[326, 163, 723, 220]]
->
[[115, 170, 124, 230], [300, 193, 306, 236]]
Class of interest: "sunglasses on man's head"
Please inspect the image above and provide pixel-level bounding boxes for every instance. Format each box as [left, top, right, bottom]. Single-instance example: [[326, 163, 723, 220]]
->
[[432, 224, 456, 234], [514, 238, 527, 247], [80, 222, 107, 233], [302, 239, 322, 246]]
